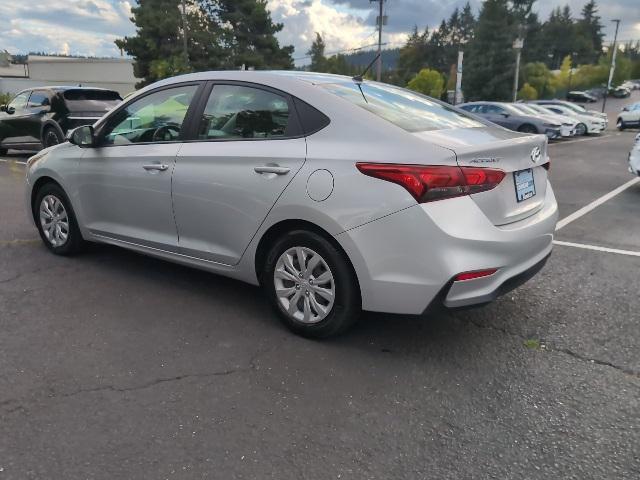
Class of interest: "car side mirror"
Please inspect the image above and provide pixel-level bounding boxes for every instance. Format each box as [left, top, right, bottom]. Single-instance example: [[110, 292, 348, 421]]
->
[[2, 105, 15, 114], [501, 112, 510, 118], [67, 125, 95, 147]]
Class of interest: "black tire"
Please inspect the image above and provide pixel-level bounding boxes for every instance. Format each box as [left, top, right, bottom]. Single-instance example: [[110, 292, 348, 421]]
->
[[617, 118, 625, 131], [517, 124, 538, 134], [42, 126, 63, 148], [262, 230, 361, 338], [33, 183, 84, 255], [575, 123, 588, 136]]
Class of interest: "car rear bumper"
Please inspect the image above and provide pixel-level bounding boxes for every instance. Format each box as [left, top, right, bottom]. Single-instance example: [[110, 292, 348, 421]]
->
[[335, 181, 558, 315]]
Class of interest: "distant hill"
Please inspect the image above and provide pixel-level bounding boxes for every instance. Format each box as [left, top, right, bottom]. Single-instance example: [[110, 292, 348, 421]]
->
[[341, 48, 400, 71]]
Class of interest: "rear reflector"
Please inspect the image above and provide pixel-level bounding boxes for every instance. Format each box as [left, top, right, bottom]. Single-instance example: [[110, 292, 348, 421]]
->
[[454, 269, 498, 282], [356, 163, 505, 203]]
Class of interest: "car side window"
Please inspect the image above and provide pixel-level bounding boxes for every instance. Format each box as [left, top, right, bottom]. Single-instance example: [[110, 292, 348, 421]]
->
[[27, 91, 49, 108], [484, 105, 503, 114], [101, 85, 198, 146], [197, 84, 290, 140], [7, 92, 30, 112]]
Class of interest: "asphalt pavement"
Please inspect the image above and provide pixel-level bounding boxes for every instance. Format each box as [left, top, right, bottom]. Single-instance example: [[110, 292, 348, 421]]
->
[[0, 123, 639, 478]]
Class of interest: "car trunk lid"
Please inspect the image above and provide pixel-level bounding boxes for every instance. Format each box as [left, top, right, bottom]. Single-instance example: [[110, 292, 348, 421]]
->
[[414, 126, 549, 225]]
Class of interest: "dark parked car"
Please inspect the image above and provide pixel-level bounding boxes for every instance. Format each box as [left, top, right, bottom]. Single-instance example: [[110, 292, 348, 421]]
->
[[0, 86, 122, 154], [458, 101, 562, 139], [609, 86, 631, 98], [566, 91, 598, 103]]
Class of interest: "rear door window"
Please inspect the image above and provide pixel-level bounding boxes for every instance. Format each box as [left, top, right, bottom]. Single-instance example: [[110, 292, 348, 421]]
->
[[197, 84, 292, 140]]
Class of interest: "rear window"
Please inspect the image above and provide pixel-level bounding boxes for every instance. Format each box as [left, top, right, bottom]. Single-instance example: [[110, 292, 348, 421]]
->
[[63, 89, 122, 102], [320, 82, 482, 132]]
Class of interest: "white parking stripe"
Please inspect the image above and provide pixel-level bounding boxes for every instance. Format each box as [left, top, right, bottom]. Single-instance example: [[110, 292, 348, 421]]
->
[[553, 240, 640, 257], [549, 133, 616, 146], [555, 177, 640, 230], [0, 158, 27, 165]]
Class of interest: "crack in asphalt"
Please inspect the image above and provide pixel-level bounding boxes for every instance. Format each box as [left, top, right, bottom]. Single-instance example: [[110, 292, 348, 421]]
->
[[463, 317, 640, 379], [0, 345, 279, 416]]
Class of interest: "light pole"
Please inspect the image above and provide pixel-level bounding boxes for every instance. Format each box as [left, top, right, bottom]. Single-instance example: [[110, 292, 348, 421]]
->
[[370, 0, 385, 81], [180, 0, 189, 69], [602, 19, 620, 114], [567, 51, 576, 91], [512, 37, 524, 102]]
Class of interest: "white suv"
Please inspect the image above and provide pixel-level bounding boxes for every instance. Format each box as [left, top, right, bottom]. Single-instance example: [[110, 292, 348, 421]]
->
[[617, 102, 640, 131]]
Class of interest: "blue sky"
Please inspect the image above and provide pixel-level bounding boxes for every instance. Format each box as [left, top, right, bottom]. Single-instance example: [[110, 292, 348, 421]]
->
[[0, 0, 638, 64]]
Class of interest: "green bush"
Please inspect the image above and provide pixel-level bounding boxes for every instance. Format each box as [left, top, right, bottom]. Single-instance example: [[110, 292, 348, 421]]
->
[[406, 68, 445, 98], [0, 92, 11, 105], [517, 83, 538, 100]]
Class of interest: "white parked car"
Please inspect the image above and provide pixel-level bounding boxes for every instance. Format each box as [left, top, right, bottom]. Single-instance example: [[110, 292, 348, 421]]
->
[[617, 102, 640, 131], [540, 104, 607, 135], [512, 103, 577, 137], [629, 133, 640, 176]]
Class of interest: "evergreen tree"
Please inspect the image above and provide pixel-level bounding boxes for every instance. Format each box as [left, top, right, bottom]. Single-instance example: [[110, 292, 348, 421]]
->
[[459, 2, 476, 44], [115, 0, 205, 87], [210, 0, 294, 70], [397, 26, 430, 84], [575, 1, 604, 64], [463, 0, 517, 101], [307, 33, 327, 72]]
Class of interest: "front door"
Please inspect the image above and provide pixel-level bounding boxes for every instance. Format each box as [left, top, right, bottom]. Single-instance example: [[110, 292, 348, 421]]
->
[[75, 83, 200, 250], [173, 83, 307, 265]]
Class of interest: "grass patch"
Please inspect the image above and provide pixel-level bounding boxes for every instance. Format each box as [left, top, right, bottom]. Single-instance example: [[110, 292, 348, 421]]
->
[[523, 338, 541, 350]]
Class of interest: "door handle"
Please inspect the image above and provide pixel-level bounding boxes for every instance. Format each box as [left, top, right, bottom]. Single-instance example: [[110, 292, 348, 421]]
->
[[254, 165, 290, 175], [143, 164, 169, 171]]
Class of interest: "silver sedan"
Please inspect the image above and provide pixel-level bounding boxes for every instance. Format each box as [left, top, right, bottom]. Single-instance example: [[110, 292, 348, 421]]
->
[[25, 71, 558, 337]]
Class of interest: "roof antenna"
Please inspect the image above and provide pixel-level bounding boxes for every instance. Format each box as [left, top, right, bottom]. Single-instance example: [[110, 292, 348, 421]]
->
[[352, 52, 380, 83]]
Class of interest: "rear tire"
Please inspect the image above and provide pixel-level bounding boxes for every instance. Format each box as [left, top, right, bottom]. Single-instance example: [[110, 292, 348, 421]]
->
[[42, 126, 63, 149], [33, 183, 84, 255], [517, 124, 538, 134], [262, 230, 361, 338]]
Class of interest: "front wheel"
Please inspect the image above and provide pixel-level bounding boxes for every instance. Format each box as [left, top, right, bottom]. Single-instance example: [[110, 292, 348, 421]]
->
[[33, 183, 85, 255], [575, 123, 588, 136], [263, 230, 361, 338], [617, 119, 625, 131]]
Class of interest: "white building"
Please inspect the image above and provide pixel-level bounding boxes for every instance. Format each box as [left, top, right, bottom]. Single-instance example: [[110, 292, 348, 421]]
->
[[0, 54, 139, 96]]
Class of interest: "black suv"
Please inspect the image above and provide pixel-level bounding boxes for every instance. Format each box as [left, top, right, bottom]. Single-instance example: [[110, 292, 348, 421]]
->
[[0, 86, 122, 154]]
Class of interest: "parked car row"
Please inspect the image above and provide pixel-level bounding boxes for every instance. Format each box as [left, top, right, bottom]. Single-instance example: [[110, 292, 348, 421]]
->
[[0, 86, 122, 154], [458, 99, 608, 138], [568, 85, 633, 102]]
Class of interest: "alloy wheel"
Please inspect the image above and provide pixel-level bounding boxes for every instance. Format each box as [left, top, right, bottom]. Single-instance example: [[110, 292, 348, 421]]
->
[[39, 194, 69, 247], [273, 246, 335, 324]]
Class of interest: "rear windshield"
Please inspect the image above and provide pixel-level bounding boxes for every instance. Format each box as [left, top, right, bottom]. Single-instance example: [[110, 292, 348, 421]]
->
[[320, 82, 482, 132], [62, 89, 122, 112], [63, 89, 122, 101]]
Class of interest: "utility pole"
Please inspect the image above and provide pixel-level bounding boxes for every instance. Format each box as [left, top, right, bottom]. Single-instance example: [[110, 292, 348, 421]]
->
[[602, 19, 620, 114], [180, 0, 189, 68], [568, 51, 576, 91], [454, 50, 464, 105], [370, 0, 385, 82], [512, 37, 524, 102]]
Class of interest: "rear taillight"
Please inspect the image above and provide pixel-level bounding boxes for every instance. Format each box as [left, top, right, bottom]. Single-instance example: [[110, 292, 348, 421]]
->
[[356, 163, 505, 203], [454, 269, 498, 281]]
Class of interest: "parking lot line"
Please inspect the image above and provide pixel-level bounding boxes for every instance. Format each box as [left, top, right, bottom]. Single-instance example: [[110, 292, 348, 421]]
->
[[555, 177, 640, 231], [553, 240, 640, 257], [0, 158, 27, 165], [548, 134, 616, 147]]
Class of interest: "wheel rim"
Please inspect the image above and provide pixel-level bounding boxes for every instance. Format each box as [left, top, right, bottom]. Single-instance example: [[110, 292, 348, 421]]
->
[[274, 246, 335, 324], [45, 131, 60, 147], [39, 195, 69, 247], [576, 123, 586, 135]]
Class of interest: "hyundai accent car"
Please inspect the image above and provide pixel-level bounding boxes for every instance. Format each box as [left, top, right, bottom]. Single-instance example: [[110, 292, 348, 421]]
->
[[25, 71, 558, 337], [0, 86, 122, 154], [458, 101, 562, 138]]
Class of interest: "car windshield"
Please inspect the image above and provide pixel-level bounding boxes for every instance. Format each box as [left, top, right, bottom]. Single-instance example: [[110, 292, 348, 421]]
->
[[320, 82, 482, 132], [63, 89, 122, 112]]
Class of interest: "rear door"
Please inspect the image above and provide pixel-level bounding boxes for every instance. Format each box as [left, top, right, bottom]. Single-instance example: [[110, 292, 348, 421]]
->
[[173, 82, 306, 265]]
